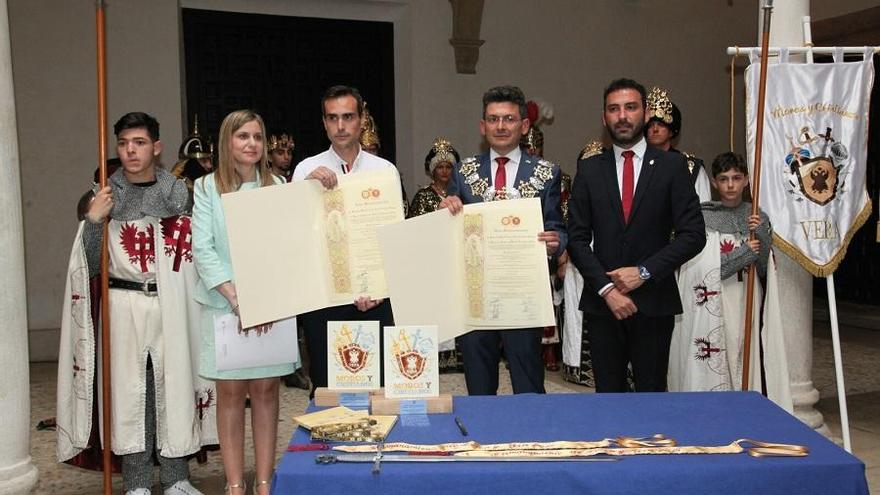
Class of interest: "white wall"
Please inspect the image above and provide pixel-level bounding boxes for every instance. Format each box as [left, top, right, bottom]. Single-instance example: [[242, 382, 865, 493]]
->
[[9, 0, 873, 358], [9, 0, 183, 359]]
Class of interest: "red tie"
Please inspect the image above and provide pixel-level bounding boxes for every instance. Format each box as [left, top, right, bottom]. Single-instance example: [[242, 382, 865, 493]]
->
[[621, 150, 635, 223], [495, 156, 510, 191]]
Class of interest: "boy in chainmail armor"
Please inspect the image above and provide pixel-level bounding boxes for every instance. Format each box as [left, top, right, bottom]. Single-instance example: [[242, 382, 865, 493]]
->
[[57, 112, 214, 495]]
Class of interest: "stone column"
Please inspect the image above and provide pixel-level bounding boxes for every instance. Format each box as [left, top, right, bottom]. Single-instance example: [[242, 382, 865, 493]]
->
[[448, 0, 485, 74], [0, 0, 39, 493], [759, 0, 830, 436]]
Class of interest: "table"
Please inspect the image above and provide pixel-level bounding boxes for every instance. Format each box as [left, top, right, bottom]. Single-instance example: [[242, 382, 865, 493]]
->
[[272, 392, 868, 495]]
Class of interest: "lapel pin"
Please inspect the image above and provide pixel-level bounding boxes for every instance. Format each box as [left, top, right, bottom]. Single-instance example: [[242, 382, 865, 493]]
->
[[649, 159, 655, 165]]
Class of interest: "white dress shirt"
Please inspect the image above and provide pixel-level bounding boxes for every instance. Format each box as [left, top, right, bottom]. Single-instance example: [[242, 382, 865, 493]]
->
[[292, 145, 395, 182], [611, 137, 648, 199], [489, 147, 522, 190], [598, 138, 648, 297]]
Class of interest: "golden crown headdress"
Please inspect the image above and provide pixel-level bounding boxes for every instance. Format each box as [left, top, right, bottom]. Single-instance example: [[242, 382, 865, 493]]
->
[[646, 87, 674, 125], [360, 103, 380, 148], [579, 140, 605, 160], [429, 138, 456, 167], [267, 133, 295, 153]]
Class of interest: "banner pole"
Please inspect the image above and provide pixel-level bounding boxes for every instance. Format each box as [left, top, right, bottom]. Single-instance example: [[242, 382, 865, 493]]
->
[[95, 1, 112, 492], [826, 275, 852, 452], [741, 0, 773, 391]]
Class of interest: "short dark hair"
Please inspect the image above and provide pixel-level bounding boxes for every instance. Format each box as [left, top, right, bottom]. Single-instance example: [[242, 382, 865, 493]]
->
[[711, 151, 749, 178], [482, 86, 528, 119], [603, 78, 647, 109], [113, 112, 160, 141], [322, 85, 364, 116]]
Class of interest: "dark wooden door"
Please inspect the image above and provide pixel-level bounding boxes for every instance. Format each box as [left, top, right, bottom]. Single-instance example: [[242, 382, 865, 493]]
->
[[182, 8, 396, 165], [811, 10, 880, 305]]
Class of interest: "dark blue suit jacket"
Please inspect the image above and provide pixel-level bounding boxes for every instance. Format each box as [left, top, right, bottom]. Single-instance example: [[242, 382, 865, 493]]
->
[[568, 147, 705, 317], [447, 149, 567, 257]]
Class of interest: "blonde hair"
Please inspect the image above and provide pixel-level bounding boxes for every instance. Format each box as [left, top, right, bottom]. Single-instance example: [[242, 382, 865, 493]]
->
[[212, 109, 275, 194]]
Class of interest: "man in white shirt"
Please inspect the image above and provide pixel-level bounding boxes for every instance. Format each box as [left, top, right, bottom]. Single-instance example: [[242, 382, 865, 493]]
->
[[293, 85, 397, 396]]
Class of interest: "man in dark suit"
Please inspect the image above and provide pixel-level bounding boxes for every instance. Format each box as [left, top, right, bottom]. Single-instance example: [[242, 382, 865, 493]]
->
[[440, 85, 566, 395], [568, 78, 705, 393]]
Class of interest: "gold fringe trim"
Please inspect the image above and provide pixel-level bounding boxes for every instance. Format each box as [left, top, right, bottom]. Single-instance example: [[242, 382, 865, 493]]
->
[[772, 197, 873, 277]]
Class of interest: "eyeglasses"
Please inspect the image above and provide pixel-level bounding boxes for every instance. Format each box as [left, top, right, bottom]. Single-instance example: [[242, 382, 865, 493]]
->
[[484, 115, 521, 125]]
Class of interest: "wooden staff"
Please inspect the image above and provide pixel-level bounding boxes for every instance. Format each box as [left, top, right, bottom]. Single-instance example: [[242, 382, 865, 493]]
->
[[742, 0, 774, 391], [95, 1, 112, 493]]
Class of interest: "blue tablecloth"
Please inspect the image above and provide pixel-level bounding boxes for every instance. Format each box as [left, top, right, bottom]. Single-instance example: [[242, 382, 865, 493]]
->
[[272, 392, 868, 495]]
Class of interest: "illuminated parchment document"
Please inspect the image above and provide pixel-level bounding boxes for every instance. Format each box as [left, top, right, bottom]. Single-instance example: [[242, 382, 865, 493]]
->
[[378, 197, 555, 343], [223, 168, 404, 328]]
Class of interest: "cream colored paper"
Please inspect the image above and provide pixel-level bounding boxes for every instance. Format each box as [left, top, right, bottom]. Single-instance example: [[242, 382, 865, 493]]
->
[[223, 168, 403, 328], [467, 200, 553, 327], [322, 169, 404, 301], [378, 198, 555, 343]]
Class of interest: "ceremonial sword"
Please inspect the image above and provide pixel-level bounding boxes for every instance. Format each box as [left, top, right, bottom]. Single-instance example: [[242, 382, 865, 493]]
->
[[315, 452, 619, 474]]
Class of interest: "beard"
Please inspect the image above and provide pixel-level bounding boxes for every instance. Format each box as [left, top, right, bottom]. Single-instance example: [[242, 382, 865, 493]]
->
[[607, 118, 645, 147]]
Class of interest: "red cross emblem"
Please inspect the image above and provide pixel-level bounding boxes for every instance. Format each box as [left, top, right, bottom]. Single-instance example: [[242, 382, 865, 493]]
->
[[693, 337, 722, 361], [161, 215, 193, 272]]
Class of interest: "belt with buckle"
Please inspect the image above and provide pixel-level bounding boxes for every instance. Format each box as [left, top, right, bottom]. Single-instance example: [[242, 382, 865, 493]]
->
[[108, 277, 158, 296]]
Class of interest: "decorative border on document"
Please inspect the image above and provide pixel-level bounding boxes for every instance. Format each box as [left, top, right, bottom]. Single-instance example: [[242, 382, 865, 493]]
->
[[324, 189, 352, 294], [463, 213, 484, 318]]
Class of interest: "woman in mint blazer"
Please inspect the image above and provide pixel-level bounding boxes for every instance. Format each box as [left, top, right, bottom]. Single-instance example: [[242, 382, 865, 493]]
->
[[193, 110, 289, 495]]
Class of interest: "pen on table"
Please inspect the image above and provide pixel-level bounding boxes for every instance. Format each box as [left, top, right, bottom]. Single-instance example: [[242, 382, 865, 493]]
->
[[454, 417, 468, 437]]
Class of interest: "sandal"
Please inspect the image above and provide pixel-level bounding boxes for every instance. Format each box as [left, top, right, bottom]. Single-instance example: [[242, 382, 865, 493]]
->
[[225, 481, 246, 494], [253, 480, 270, 495]]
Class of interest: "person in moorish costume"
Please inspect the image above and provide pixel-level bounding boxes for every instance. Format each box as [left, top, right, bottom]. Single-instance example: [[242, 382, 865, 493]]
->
[[359, 102, 381, 157], [267, 132, 296, 183], [668, 152, 792, 411], [645, 87, 712, 202], [56, 112, 214, 495], [520, 99, 563, 372], [265, 133, 312, 391], [171, 115, 214, 193], [407, 138, 464, 372], [360, 100, 409, 215], [560, 139, 605, 387], [193, 109, 293, 495], [408, 138, 460, 217]]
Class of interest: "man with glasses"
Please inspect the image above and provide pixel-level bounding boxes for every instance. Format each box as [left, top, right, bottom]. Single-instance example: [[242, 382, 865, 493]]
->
[[440, 85, 566, 395], [293, 85, 397, 396]]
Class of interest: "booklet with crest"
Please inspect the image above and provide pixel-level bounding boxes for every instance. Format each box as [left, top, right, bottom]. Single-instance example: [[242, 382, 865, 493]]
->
[[327, 320, 382, 390], [378, 198, 555, 344], [383, 325, 440, 399], [222, 168, 404, 328]]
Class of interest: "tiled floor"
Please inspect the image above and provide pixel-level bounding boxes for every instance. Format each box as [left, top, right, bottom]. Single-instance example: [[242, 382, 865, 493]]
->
[[26, 316, 878, 494]]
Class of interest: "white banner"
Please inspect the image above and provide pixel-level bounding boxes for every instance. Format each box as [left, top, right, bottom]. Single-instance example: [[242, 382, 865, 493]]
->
[[745, 48, 874, 276]]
